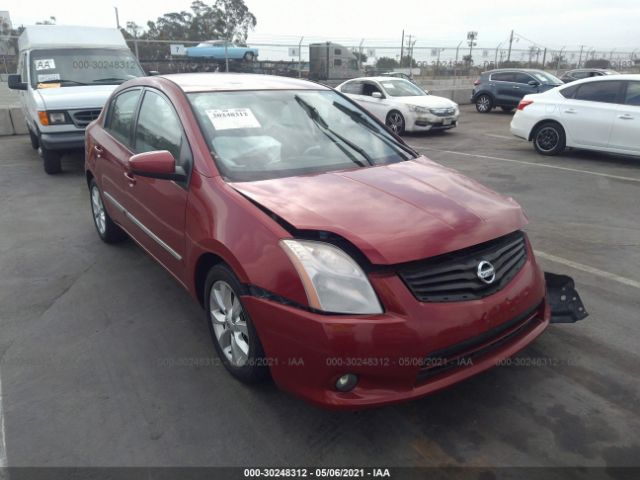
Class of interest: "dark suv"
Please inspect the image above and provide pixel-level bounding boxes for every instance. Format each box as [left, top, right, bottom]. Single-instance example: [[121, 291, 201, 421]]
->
[[560, 68, 618, 83], [471, 69, 563, 113]]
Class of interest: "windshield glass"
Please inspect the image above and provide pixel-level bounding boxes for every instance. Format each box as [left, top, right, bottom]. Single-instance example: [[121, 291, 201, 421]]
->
[[532, 71, 563, 84], [189, 90, 415, 182], [380, 79, 427, 97], [30, 48, 144, 88]]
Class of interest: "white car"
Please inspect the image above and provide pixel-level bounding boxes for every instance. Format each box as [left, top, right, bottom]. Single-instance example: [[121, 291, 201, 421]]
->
[[336, 77, 459, 135], [511, 74, 640, 156]]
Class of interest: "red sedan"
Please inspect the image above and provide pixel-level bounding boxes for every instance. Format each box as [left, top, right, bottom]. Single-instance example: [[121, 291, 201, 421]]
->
[[85, 73, 571, 409]]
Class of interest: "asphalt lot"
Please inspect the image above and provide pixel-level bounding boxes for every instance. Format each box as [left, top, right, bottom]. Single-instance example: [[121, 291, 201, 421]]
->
[[0, 104, 639, 472]]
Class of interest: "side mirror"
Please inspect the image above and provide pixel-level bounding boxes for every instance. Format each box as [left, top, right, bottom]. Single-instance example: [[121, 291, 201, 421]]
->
[[8, 74, 28, 91], [371, 91, 383, 99], [528, 80, 540, 87], [148, 70, 160, 76], [129, 150, 186, 181]]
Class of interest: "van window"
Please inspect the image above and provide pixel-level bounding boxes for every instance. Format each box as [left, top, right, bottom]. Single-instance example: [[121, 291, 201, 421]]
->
[[106, 90, 141, 146], [135, 91, 184, 161], [30, 48, 144, 88]]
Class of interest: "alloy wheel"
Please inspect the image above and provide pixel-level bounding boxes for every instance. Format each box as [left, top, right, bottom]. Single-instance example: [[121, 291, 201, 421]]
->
[[386, 112, 404, 134], [535, 126, 559, 152], [91, 186, 106, 235], [477, 95, 491, 112], [209, 280, 250, 367]]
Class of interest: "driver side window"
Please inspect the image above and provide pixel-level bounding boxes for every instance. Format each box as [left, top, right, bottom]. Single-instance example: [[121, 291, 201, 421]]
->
[[362, 82, 383, 97], [134, 90, 184, 163]]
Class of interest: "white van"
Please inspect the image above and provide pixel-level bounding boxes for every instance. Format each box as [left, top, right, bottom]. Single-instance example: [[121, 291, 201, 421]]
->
[[8, 25, 145, 174]]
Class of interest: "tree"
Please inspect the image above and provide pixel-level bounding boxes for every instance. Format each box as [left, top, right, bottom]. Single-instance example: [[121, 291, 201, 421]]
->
[[376, 57, 398, 69], [353, 51, 367, 64], [36, 16, 56, 25]]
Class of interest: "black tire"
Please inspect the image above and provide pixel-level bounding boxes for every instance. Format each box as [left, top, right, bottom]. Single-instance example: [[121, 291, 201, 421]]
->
[[29, 129, 39, 149], [385, 110, 405, 135], [205, 264, 269, 384], [39, 147, 62, 174], [501, 106, 515, 113], [475, 94, 493, 113], [533, 122, 566, 156], [89, 179, 127, 243], [243, 51, 255, 62]]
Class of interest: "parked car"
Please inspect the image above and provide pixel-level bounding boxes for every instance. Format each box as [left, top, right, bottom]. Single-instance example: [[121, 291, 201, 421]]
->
[[560, 68, 618, 83], [511, 74, 640, 156], [7, 25, 145, 174], [472, 69, 563, 114], [186, 40, 258, 61], [85, 73, 586, 409], [337, 77, 459, 134]]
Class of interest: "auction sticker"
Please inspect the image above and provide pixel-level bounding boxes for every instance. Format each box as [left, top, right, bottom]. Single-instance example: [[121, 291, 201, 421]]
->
[[34, 59, 56, 70], [205, 108, 261, 130], [37, 73, 61, 82]]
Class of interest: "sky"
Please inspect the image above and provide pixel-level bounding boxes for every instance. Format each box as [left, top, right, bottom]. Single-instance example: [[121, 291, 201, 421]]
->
[[3, 0, 639, 52]]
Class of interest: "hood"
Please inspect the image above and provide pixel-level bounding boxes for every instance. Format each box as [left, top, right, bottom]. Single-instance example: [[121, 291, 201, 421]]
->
[[36, 84, 118, 110], [395, 95, 457, 108], [231, 157, 527, 265]]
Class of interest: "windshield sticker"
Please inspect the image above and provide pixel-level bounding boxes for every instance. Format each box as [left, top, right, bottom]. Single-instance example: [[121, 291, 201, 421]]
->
[[34, 59, 56, 70], [37, 73, 61, 82], [381, 82, 396, 88], [37, 83, 61, 89], [205, 108, 261, 130]]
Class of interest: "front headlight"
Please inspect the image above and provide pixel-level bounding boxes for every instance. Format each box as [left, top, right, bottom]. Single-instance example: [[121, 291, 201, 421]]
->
[[280, 239, 383, 314], [408, 105, 430, 114], [38, 110, 69, 125]]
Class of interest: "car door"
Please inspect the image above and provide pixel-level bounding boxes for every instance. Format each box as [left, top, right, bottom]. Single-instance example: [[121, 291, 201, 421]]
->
[[123, 88, 191, 276], [513, 72, 540, 99], [608, 80, 640, 154], [91, 88, 143, 227], [561, 80, 624, 148], [490, 72, 517, 106], [357, 81, 388, 122]]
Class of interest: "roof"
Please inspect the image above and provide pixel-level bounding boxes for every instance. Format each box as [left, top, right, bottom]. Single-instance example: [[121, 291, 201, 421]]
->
[[162, 73, 330, 93], [483, 68, 550, 74], [562, 73, 640, 83], [18, 25, 127, 51], [341, 76, 413, 82]]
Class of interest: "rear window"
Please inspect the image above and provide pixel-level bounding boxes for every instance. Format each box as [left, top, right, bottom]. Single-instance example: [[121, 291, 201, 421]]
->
[[574, 81, 623, 104], [491, 72, 515, 82], [341, 81, 362, 95], [560, 84, 579, 99]]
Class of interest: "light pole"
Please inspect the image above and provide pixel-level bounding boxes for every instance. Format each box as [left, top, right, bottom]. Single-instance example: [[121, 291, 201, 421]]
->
[[555, 46, 565, 74], [494, 42, 503, 68]]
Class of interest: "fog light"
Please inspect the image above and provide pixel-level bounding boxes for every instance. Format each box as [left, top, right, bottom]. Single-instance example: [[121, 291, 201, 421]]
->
[[335, 373, 358, 392]]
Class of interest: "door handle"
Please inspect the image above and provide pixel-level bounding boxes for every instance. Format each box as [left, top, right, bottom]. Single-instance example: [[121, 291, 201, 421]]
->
[[513, 86, 520, 89], [618, 114, 634, 120], [124, 171, 136, 186], [93, 144, 104, 157], [564, 109, 576, 114]]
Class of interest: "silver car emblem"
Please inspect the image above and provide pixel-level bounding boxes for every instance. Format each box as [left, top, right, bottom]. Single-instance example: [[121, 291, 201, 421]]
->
[[477, 260, 496, 284]]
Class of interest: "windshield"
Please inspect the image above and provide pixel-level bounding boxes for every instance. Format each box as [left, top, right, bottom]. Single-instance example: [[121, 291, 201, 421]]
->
[[531, 71, 563, 84], [30, 48, 144, 88], [189, 90, 415, 182], [379, 79, 427, 97]]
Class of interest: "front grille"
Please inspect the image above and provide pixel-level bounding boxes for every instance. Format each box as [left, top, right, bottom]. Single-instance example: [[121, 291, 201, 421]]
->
[[70, 109, 102, 128], [398, 231, 527, 302], [416, 302, 543, 382], [430, 107, 456, 117]]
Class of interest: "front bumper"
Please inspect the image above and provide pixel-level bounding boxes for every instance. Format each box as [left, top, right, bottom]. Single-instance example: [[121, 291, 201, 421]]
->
[[406, 111, 459, 132], [243, 250, 549, 409], [39, 131, 85, 151]]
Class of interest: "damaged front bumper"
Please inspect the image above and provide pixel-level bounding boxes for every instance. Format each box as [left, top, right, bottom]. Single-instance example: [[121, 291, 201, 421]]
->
[[545, 272, 589, 323]]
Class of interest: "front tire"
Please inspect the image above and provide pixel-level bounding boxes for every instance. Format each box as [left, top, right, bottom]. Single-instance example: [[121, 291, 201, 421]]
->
[[385, 110, 405, 135], [533, 122, 566, 156], [475, 94, 493, 113], [243, 51, 255, 62], [29, 129, 39, 149], [39, 147, 62, 174], [205, 265, 268, 384], [89, 179, 127, 243]]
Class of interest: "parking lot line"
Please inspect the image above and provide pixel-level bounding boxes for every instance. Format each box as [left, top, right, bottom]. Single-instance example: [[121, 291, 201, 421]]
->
[[485, 134, 514, 140], [0, 374, 6, 467], [418, 147, 640, 183], [536, 250, 640, 290]]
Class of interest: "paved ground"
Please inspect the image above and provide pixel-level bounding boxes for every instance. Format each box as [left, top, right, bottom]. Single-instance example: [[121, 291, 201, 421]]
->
[[0, 105, 639, 471]]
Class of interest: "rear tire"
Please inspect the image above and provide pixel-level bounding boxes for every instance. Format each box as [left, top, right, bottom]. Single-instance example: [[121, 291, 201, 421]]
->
[[89, 179, 127, 243], [39, 147, 62, 174], [533, 122, 566, 156], [475, 94, 493, 113], [501, 106, 515, 113], [205, 264, 269, 384]]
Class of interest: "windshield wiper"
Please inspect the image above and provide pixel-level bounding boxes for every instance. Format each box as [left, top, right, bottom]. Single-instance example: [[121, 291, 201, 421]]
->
[[92, 77, 130, 84], [294, 95, 373, 167], [332, 101, 416, 159], [38, 78, 87, 86]]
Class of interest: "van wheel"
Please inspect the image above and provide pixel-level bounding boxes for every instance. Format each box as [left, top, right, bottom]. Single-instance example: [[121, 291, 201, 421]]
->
[[39, 147, 62, 174], [533, 122, 566, 156], [475, 94, 493, 113], [89, 179, 127, 243], [29, 129, 39, 149], [205, 264, 269, 384]]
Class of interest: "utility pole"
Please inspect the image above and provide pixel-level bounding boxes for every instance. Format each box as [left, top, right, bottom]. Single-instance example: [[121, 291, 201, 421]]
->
[[298, 36, 303, 78], [114, 7, 120, 29], [542, 48, 547, 68], [495, 42, 503, 68], [577, 45, 584, 68], [358, 38, 364, 71], [406, 34, 412, 67], [507, 29, 514, 62], [400, 30, 404, 65], [224, 39, 229, 72]]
